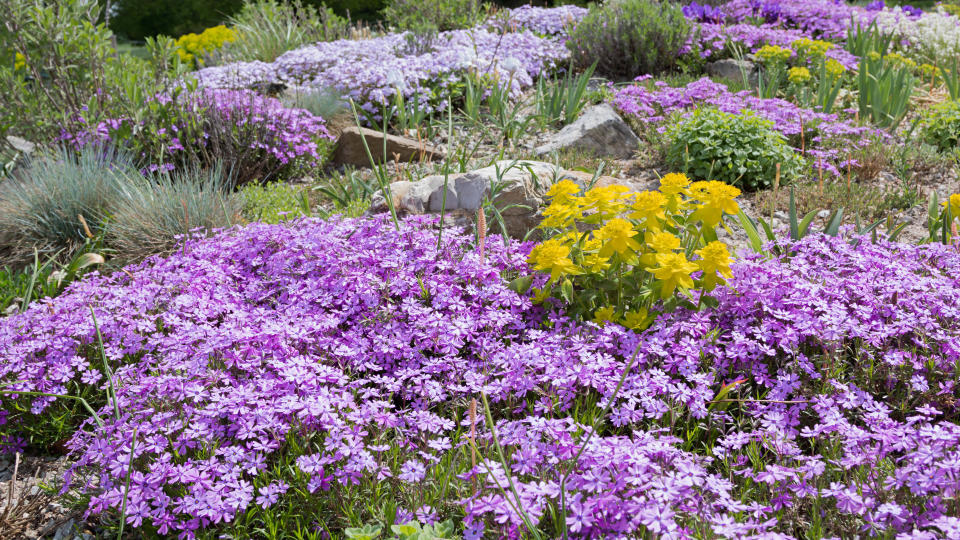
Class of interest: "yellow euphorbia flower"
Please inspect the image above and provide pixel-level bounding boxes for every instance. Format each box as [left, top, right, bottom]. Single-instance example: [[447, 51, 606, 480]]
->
[[659, 173, 691, 212], [943, 194, 960, 218], [628, 190, 667, 226], [695, 241, 733, 290], [581, 238, 612, 273], [647, 231, 681, 253], [14, 52, 25, 71], [651, 252, 699, 298], [592, 306, 616, 326], [689, 181, 740, 228], [546, 179, 582, 205], [825, 58, 846, 78], [788, 66, 811, 84], [541, 201, 582, 229], [756, 44, 793, 64], [528, 238, 582, 282], [623, 308, 649, 330], [791, 38, 833, 59], [594, 218, 642, 258], [583, 184, 632, 221]]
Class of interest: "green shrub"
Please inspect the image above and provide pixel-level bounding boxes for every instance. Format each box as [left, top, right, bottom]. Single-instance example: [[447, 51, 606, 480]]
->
[[565, 0, 691, 79], [240, 181, 311, 224], [0, 0, 181, 145], [920, 100, 960, 153], [0, 147, 134, 265], [110, 0, 244, 40], [381, 0, 486, 32], [221, 0, 351, 64], [665, 108, 804, 191], [107, 165, 242, 262]]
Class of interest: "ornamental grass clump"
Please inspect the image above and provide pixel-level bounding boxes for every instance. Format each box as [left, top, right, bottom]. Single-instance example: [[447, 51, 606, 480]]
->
[[526, 173, 738, 329]]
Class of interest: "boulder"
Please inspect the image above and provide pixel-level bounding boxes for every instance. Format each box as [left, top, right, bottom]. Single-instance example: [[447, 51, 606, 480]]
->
[[705, 59, 758, 84], [534, 104, 640, 159], [5, 135, 35, 155], [333, 127, 444, 168], [370, 160, 562, 237]]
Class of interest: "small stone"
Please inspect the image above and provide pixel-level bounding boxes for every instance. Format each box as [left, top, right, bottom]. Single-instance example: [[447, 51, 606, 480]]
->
[[705, 59, 757, 82], [818, 210, 830, 219], [333, 127, 444, 168]]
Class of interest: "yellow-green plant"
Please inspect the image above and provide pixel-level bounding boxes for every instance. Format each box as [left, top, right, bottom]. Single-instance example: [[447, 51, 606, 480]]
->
[[523, 173, 739, 330], [175, 25, 237, 68]]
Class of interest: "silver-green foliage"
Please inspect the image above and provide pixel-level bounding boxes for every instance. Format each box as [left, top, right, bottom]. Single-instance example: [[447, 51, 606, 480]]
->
[[0, 147, 134, 263], [221, 0, 351, 64]]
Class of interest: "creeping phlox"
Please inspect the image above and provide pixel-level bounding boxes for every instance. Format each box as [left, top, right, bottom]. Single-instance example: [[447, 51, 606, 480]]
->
[[528, 173, 738, 329], [175, 25, 237, 68]]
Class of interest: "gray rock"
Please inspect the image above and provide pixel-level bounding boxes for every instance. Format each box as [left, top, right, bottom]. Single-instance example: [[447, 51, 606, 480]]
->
[[705, 59, 758, 84], [6, 135, 36, 155], [534, 104, 640, 159]]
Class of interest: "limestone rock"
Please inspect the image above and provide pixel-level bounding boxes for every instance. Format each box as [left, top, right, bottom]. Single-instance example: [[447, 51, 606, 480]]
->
[[535, 104, 640, 159]]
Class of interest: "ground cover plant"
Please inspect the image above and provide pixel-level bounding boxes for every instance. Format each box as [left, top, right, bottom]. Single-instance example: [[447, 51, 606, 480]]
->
[[3, 0, 960, 538]]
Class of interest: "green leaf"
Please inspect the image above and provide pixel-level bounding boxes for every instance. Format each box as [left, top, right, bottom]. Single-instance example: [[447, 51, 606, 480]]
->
[[824, 208, 844, 237], [788, 186, 799, 240], [507, 275, 534, 295], [737, 209, 764, 253], [560, 278, 574, 303], [798, 210, 818, 239]]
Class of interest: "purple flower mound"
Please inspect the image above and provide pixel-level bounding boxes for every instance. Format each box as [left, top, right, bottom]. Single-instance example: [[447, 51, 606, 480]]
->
[[2, 218, 960, 538], [721, 0, 868, 39], [611, 77, 887, 178]]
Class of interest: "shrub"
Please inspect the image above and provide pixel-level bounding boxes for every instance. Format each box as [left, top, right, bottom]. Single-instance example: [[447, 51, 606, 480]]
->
[[0, 147, 134, 265], [920, 100, 960, 153], [0, 0, 178, 145], [107, 165, 241, 262], [239, 181, 310, 223], [665, 107, 804, 190], [221, 0, 351, 64], [175, 25, 238, 68], [381, 0, 486, 32], [565, 0, 691, 79]]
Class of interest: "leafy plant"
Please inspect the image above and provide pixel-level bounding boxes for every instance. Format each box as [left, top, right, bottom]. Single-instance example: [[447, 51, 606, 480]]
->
[[857, 52, 915, 131], [0, 250, 104, 317], [240, 181, 311, 223], [665, 108, 804, 191], [222, 0, 351, 63], [381, 0, 485, 32], [844, 20, 893, 58], [107, 164, 241, 262], [565, 0, 691, 79], [534, 62, 597, 127], [920, 99, 960, 152]]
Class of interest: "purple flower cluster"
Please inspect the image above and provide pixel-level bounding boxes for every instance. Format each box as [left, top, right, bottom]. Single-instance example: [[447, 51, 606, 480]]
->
[[683, 1, 727, 24], [194, 12, 575, 116], [721, 0, 868, 39], [486, 5, 588, 36], [63, 88, 332, 179], [611, 77, 887, 177], [2, 215, 960, 538]]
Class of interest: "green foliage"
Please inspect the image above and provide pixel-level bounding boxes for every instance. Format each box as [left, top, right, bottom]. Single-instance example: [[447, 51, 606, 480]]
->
[[920, 100, 960, 152], [381, 0, 486, 32], [665, 108, 804, 191], [0, 147, 134, 265], [844, 20, 893, 58], [240, 181, 311, 223], [565, 0, 691, 79], [343, 519, 459, 539], [110, 0, 244, 40], [107, 165, 241, 262], [857, 52, 915, 131], [0, 250, 104, 317], [314, 169, 380, 215], [0, 0, 182, 145], [222, 0, 351, 64], [534, 62, 597, 127]]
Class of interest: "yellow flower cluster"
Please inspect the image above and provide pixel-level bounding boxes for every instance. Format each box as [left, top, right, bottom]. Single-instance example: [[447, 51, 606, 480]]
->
[[791, 38, 833, 60], [788, 66, 812, 84], [528, 174, 739, 329], [14, 52, 25, 71], [175, 25, 237, 68], [755, 45, 793, 65], [919, 63, 941, 80], [824, 58, 846, 78], [883, 52, 917, 71], [944, 194, 960, 218]]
